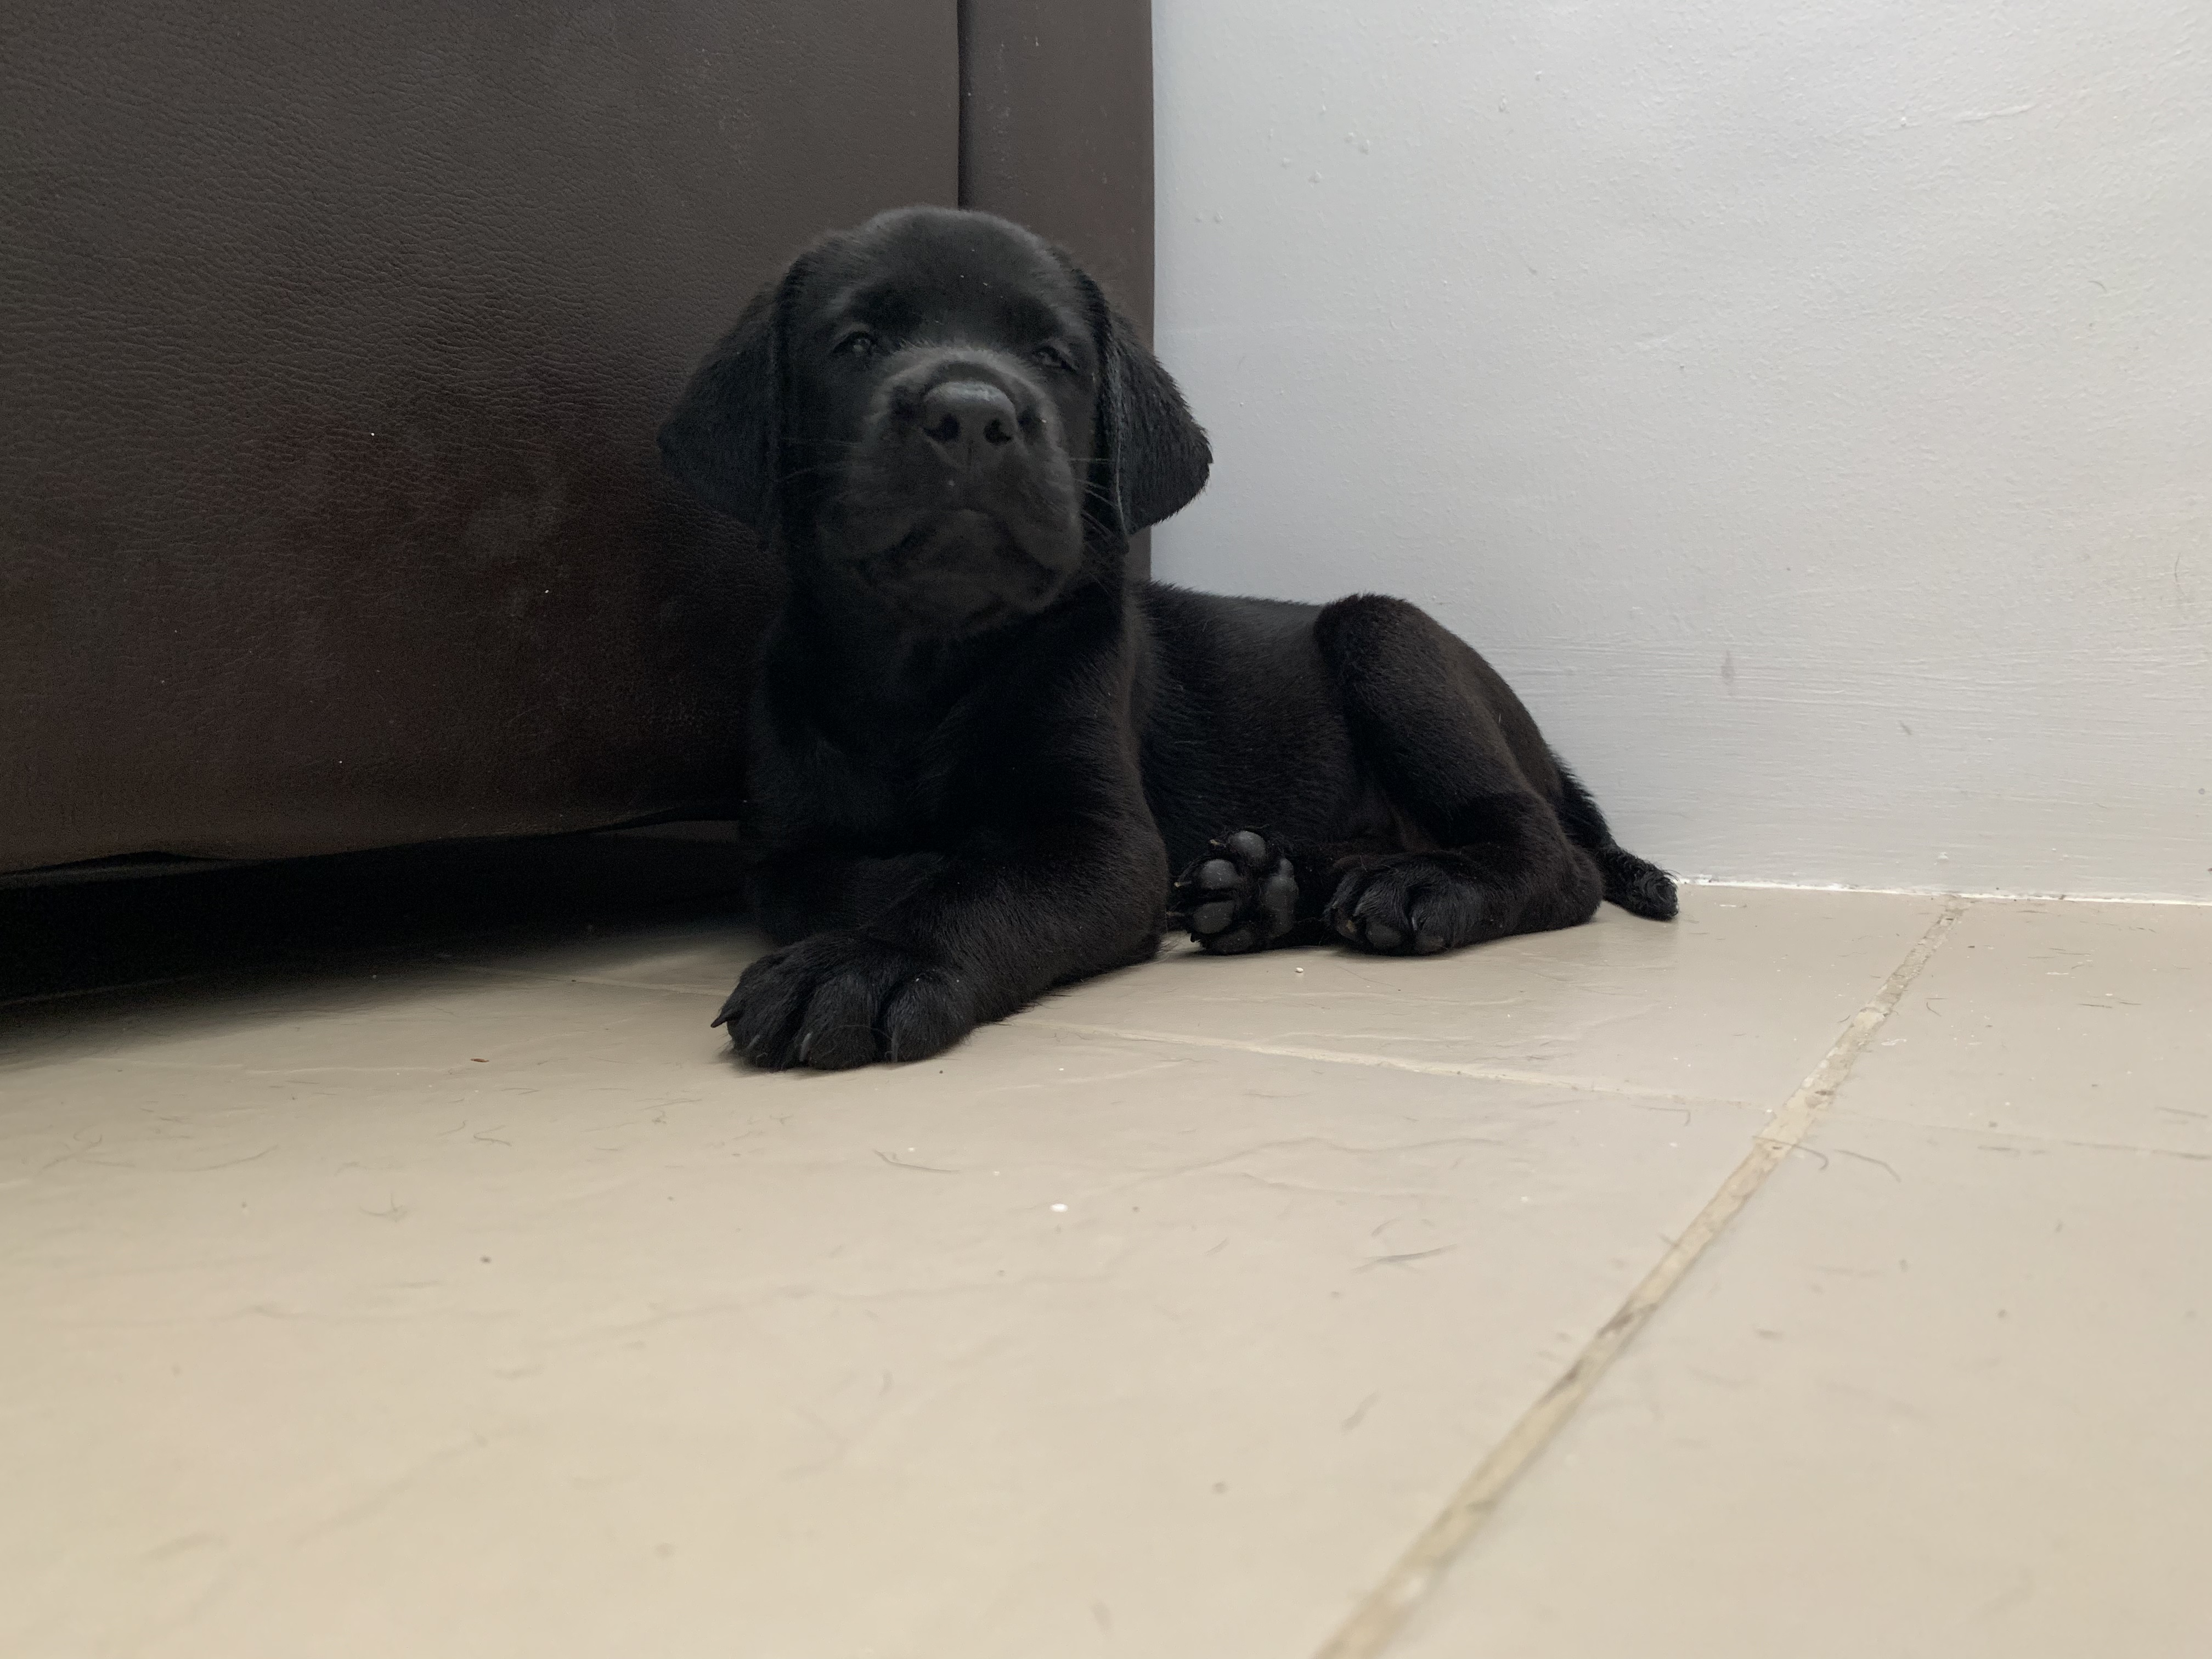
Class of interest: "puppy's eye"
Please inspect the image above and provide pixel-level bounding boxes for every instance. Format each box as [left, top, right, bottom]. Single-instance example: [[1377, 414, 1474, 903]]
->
[[834, 330, 878, 359], [1031, 343, 1074, 372]]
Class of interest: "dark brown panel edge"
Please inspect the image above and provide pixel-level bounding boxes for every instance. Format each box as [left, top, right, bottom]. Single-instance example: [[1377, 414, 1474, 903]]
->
[[958, 0, 1154, 578]]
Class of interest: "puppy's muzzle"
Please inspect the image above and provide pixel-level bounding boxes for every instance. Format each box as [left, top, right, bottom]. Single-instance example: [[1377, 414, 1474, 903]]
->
[[918, 379, 1020, 471], [885, 364, 1048, 497]]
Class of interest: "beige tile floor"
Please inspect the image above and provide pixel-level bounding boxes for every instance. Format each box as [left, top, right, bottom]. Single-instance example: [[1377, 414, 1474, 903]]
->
[[2, 883, 2207, 1657]]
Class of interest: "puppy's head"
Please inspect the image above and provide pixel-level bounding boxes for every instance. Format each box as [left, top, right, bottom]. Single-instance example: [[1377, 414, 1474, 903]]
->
[[660, 207, 1210, 635]]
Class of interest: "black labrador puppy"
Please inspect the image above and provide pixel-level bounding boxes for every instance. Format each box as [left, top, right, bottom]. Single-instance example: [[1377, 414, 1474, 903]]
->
[[661, 207, 1675, 1070]]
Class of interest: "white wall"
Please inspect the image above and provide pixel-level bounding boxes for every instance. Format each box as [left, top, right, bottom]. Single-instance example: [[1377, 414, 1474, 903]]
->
[[1153, 1, 2212, 900]]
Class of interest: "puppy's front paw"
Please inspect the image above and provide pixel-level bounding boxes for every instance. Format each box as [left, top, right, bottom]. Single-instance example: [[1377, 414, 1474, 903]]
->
[[1171, 829, 1302, 955], [714, 933, 975, 1070]]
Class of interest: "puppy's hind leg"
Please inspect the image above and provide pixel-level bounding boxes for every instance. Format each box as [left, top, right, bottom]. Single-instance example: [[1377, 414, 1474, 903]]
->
[[1312, 594, 1609, 955]]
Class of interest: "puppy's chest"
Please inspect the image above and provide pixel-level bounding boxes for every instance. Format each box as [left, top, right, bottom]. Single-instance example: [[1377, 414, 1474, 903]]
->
[[763, 724, 968, 851]]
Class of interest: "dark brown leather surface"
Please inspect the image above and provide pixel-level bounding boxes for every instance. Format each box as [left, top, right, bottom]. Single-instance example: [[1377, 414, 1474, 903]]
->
[[1, 2, 957, 873], [960, 0, 1153, 327], [959, 0, 1155, 575]]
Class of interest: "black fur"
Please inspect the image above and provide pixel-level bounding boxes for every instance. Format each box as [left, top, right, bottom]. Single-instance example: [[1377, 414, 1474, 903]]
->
[[660, 207, 1675, 1070]]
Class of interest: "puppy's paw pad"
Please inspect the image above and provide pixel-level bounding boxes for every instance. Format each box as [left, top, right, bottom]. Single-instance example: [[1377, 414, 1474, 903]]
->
[[1172, 830, 1301, 954], [1224, 830, 1270, 865]]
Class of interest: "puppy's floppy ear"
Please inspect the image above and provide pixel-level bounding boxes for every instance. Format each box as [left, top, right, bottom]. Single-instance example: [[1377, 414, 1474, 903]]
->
[[658, 273, 787, 528], [1077, 271, 1212, 535]]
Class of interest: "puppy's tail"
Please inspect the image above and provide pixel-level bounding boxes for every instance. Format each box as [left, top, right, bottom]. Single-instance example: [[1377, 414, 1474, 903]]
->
[[1553, 759, 1679, 922]]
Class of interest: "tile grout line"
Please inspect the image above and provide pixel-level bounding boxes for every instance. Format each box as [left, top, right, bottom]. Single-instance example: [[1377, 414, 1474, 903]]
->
[[436, 962, 725, 996], [1022, 1020, 1751, 1111], [1309, 895, 1973, 1659], [1685, 877, 2212, 908]]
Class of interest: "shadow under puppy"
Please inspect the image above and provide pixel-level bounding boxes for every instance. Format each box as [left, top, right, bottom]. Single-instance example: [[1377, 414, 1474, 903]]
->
[[660, 207, 1675, 1070]]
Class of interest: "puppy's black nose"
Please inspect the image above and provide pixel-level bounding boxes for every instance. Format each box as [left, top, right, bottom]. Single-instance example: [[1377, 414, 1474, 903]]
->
[[919, 380, 1019, 465]]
